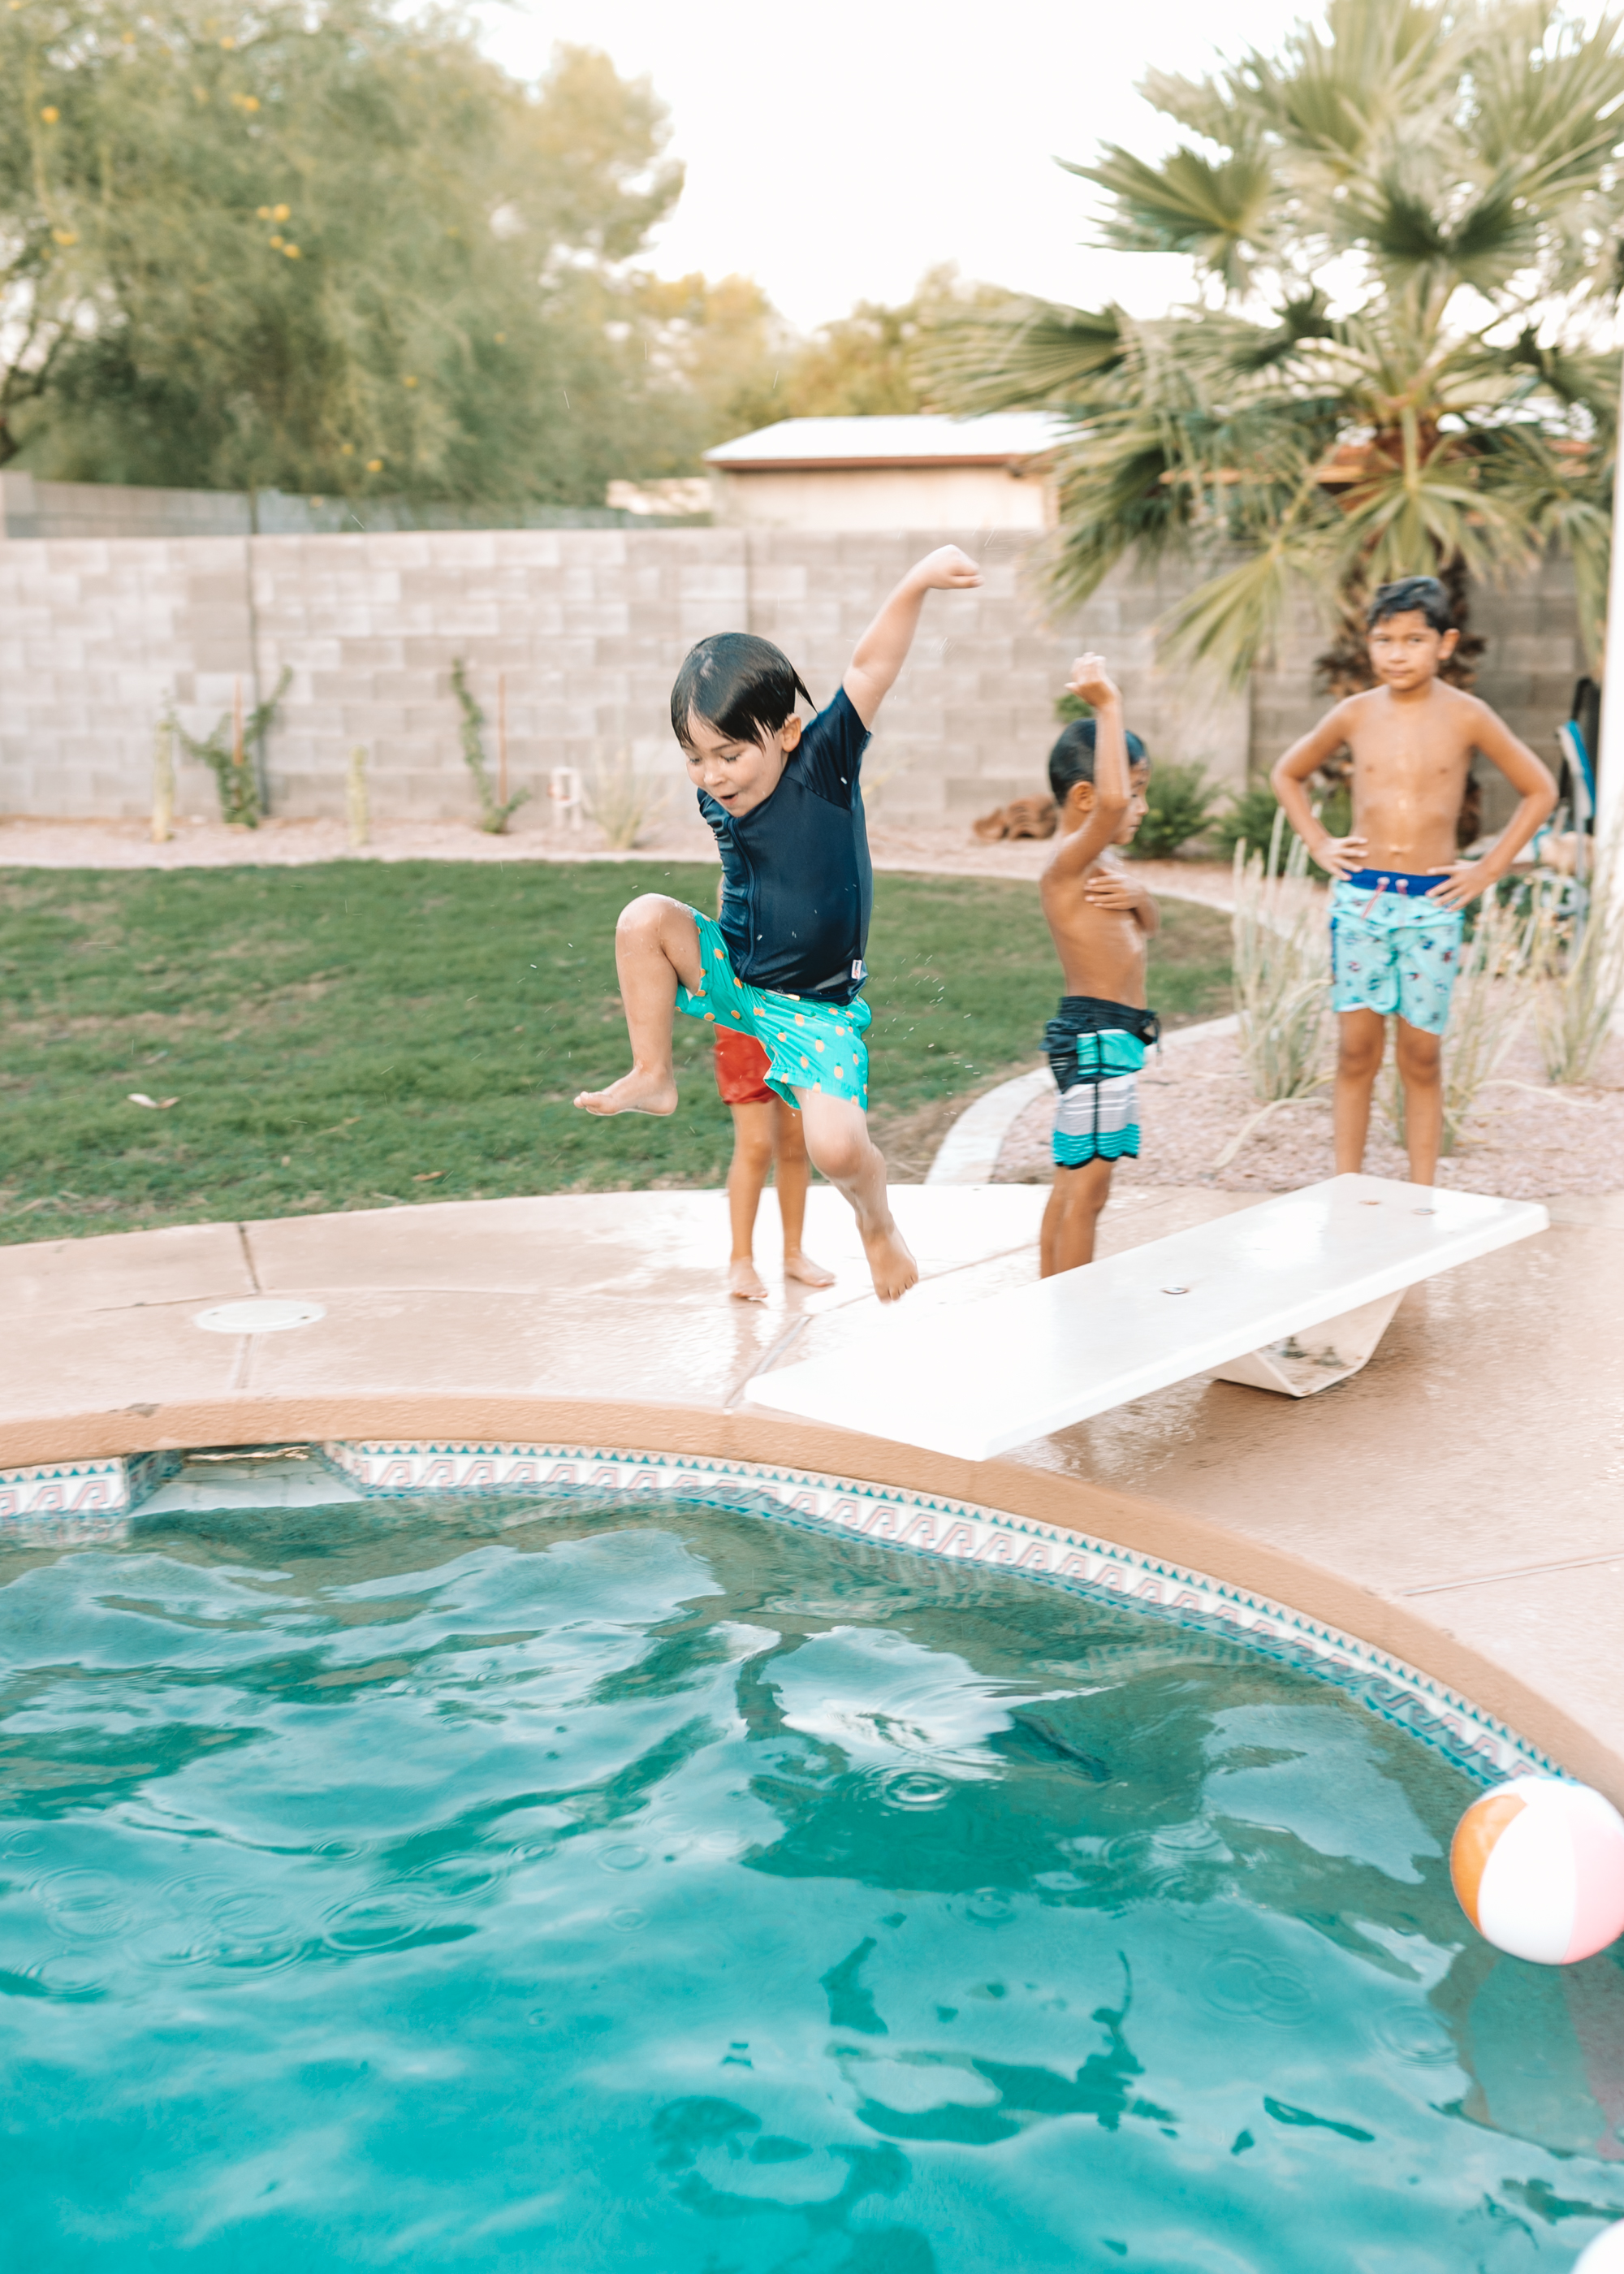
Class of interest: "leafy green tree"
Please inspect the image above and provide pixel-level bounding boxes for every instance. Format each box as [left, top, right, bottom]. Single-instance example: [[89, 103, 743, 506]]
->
[[620, 266, 1028, 464], [781, 265, 1021, 421], [628, 269, 796, 462], [931, 0, 1623, 682], [2, 5, 685, 504]]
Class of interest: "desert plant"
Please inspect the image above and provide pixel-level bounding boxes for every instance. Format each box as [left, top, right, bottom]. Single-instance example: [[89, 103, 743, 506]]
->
[[451, 660, 532, 835], [1532, 853, 1624, 1087], [1444, 888, 1540, 1150], [584, 747, 667, 851], [168, 669, 290, 828], [1130, 760, 1223, 860], [1231, 811, 1329, 1101]]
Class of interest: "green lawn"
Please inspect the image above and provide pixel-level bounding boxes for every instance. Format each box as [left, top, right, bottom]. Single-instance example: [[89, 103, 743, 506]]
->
[[0, 862, 1231, 1240]]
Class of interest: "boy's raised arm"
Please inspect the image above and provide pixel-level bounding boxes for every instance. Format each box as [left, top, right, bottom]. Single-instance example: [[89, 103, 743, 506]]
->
[[843, 544, 982, 728], [1048, 655, 1134, 880]]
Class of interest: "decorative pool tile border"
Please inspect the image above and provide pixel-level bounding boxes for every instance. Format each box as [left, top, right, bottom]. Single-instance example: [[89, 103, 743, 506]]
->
[[0, 1450, 177, 1539], [320, 1438, 1557, 1789]]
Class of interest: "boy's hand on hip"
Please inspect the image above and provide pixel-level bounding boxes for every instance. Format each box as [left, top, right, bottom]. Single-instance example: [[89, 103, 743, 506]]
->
[[1065, 652, 1121, 709], [911, 545, 982, 590], [1426, 859, 1494, 910], [1312, 832, 1367, 882]]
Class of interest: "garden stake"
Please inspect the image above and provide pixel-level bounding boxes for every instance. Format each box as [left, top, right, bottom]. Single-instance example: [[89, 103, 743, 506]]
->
[[150, 718, 175, 844], [232, 680, 247, 822], [347, 746, 370, 850], [499, 672, 508, 809]]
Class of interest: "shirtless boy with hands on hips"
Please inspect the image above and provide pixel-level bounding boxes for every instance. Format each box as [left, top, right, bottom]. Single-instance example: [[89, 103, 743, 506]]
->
[[1272, 575, 1556, 1187]]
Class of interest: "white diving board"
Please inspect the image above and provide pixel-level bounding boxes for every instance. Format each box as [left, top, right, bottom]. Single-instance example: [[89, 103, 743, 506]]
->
[[746, 1174, 1548, 1463]]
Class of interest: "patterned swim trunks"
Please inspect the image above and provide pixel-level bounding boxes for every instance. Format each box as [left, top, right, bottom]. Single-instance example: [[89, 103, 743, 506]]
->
[[676, 906, 870, 1110], [1330, 871, 1465, 1035], [1045, 996, 1160, 1169]]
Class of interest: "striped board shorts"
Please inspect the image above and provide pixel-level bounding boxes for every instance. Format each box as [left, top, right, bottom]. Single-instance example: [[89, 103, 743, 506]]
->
[[1044, 996, 1157, 1169]]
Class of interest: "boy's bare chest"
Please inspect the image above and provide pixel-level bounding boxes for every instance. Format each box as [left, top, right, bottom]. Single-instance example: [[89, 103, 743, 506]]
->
[[1047, 893, 1146, 995], [1348, 703, 1473, 791]]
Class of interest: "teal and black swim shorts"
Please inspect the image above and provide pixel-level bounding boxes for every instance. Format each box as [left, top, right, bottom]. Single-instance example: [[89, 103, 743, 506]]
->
[[676, 907, 870, 1110], [1045, 995, 1160, 1168]]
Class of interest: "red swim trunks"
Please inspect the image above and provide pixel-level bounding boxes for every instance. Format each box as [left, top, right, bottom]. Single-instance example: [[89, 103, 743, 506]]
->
[[714, 1025, 774, 1105]]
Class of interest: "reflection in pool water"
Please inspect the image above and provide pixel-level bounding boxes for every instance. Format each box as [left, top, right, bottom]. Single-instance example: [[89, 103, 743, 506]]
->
[[2, 1491, 1623, 2271]]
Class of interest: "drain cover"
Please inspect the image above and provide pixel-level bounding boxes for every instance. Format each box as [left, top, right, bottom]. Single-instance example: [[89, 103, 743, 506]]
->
[[193, 1299, 326, 1334]]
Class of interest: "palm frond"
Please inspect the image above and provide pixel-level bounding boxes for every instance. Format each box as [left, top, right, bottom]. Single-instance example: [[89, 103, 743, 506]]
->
[[1466, 4, 1624, 206], [1158, 525, 1337, 687], [1244, 0, 1462, 174], [1065, 144, 1276, 292], [920, 299, 1127, 415]]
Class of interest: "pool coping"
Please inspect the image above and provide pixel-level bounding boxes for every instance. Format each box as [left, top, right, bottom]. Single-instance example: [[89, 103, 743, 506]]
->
[[5, 1394, 1614, 1803]]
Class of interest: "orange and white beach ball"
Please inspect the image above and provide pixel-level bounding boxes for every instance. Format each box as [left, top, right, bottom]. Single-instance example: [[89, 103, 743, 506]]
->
[[1574, 2222, 1624, 2270], [1451, 1778, 1624, 1965]]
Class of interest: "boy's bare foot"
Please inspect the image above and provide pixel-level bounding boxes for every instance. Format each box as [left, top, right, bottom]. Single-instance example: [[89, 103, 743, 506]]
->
[[728, 1258, 769, 1303], [858, 1214, 918, 1303], [783, 1249, 836, 1289], [573, 1066, 677, 1117]]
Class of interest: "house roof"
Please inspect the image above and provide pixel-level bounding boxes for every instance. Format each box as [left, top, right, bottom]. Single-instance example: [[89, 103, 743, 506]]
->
[[703, 413, 1069, 473]]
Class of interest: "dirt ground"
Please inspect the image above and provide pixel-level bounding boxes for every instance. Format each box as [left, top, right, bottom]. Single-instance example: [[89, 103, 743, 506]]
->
[[993, 1021, 1624, 1200], [0, 810, 1237, 906]]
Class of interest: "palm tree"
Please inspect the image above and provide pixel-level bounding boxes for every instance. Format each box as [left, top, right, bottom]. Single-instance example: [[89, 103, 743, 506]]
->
[[929, 0, 1624, 688]]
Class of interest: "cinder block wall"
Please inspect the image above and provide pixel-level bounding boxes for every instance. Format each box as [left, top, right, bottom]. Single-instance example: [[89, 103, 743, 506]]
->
[[0, 522, 1585, 824]]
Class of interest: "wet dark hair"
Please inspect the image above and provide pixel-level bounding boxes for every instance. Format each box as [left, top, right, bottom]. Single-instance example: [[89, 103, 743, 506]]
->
[[670, 633, 813, 754], [1047, 717, 1149, 805], [1367, 576, 1453, 634]]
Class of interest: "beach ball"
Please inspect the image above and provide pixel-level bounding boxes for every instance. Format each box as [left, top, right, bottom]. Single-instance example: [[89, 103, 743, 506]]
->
[[1451, 1778, 1624, 1965], [1574, 2223, 1624, 2271]]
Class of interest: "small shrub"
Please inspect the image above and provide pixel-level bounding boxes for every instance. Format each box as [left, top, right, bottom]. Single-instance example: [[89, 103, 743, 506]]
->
[[1211, 780, 1282, 862], [1212, 777, 1352, 875], [1129, 760, 1224, 861], [1531, 851, 1624, 1087], [1232, 812, 1329, 1101], [585, 748, 667, 850], [1054, 690, 1092, 724], [451, 659, 532, 834], [169, 669, 290, 829]]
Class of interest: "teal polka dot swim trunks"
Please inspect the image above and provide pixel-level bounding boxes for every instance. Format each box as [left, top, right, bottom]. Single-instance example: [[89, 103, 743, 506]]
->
[[676, 906, 870, 1109]]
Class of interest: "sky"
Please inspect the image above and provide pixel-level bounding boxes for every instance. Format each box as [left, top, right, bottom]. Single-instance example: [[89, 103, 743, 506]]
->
[[470, 0, 1315, 331]]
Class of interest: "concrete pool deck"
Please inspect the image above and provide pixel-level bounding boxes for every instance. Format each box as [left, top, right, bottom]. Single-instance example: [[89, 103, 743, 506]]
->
[[3, 1179, 1622, 1800]]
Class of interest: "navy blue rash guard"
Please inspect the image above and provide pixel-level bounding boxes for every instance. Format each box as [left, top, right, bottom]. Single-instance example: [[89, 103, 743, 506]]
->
[[696, 686, 873, 1006]]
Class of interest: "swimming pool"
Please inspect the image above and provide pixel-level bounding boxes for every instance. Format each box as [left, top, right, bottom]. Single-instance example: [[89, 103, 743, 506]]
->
[[4, 1483, 1622, 2270]]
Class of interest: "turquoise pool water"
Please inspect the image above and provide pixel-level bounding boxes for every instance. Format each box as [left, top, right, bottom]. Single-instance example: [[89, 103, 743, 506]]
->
[[3, 1489, 1623, 2271]]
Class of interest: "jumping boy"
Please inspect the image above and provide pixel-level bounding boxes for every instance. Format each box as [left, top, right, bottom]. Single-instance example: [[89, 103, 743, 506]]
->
[[574, 543, 983, 1302], [1039, 655, 1159, 1277], [1272, 574, 1557, 1186]]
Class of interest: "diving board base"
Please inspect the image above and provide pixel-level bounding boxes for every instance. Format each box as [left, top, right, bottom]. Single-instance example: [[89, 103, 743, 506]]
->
[[1212, 1289, 1404, 1397]]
